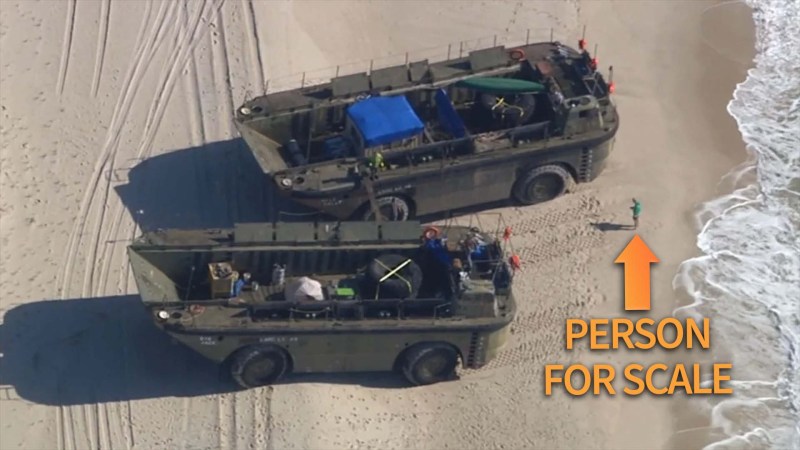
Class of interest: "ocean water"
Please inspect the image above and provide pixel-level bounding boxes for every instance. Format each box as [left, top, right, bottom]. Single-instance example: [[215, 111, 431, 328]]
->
[[673, 0, 800, 449]]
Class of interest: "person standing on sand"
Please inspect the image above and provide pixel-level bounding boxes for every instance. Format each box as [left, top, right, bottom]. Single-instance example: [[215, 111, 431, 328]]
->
[[630, 198, 642, 229]]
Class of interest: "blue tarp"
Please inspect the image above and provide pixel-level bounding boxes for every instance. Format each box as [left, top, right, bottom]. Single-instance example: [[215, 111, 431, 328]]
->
[[346, 95, 424, 147], [435, 89, 467, 138]]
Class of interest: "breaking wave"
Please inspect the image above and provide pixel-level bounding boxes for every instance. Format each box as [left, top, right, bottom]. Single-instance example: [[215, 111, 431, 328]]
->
[[673, 0, 800, 449]]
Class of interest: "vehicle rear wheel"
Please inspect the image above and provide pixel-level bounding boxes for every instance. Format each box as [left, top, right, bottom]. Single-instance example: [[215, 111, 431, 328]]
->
[[230, 345, 289, 389], [402, 343, 459, 386], [511, 164, 573, 205], [360, 195, 412, 222]]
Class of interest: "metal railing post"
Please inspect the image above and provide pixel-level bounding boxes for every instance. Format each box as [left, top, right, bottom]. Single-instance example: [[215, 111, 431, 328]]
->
[[526, 29, 530, 45]]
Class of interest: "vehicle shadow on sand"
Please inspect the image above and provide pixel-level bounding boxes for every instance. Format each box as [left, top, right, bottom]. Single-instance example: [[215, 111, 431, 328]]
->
[[114, 138, 317, 232], [114, 137, 542, 230], [0, 296, 411, 406]]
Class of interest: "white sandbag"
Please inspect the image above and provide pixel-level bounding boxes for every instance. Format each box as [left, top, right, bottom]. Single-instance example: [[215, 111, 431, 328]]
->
[[284, 276, 325, 302]]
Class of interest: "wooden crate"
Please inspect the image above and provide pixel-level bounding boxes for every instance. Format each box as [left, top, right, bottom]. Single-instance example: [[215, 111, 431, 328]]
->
[[208, 262, 238, 299]]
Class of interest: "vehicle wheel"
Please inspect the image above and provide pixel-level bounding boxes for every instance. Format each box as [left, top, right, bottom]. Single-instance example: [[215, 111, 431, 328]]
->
[[511, 164, 573, 205], [402, 343, 459, 386], [230, 345, 289, 389], [360, 195, 412, 222]]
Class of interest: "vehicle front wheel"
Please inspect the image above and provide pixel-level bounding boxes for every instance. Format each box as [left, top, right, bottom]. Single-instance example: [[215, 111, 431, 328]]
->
[[402, 343, 459, 386], [360, 195, 413, 222], [511, 164, 573, 205], [230, 345, 289, 389]]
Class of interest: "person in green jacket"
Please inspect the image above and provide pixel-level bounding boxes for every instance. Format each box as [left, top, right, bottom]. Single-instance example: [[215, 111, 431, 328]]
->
[[366, 151, 385, 178], [630, 198, 642, 229]]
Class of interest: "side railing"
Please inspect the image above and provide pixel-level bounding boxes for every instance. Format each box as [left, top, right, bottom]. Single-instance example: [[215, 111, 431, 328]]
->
[[261, 27, 579, 95]]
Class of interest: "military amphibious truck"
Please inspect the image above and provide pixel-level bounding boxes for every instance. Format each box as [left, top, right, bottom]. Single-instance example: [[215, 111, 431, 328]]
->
[[128, 219, 517, 388], [234, 40, 618, 221]]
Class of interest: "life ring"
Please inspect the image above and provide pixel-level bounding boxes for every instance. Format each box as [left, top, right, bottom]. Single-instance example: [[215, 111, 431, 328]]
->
[[509, 48, 526, 61], [423, 226, 440, 240]]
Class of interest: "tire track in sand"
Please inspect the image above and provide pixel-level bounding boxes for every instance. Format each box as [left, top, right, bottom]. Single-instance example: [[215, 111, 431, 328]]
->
[[54, 2, 178, 449], [94, 0, 224, 301], [82, 0, 186, 299], [56, 0, 173, 304], [213, 3, 241, 223], [56, 0, 77, 95], [240, 0, 266, 94], [91, 0, 112, 97]]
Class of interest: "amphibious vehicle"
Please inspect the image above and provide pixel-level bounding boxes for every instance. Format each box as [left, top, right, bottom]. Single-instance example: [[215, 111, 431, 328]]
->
[[128, 218, 518, 388], [234, 40, 618, 221]]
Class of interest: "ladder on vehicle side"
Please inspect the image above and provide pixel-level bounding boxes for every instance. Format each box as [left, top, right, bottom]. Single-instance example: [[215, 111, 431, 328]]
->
[[582, 71, 605, 98], [466, 332, 486, 368], [362, 174, 382, 223]]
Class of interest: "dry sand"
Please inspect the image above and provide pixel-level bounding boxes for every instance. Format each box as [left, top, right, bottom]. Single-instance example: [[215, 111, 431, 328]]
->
[[0, 1, 754, 449]]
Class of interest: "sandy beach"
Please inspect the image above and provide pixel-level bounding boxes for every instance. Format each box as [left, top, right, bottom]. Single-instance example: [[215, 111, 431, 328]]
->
[[0, 1, 756, 449]]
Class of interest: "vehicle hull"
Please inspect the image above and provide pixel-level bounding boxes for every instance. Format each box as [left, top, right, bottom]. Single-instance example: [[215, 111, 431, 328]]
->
[[154, 312, 514, 373], [278, 132, 616, 220]]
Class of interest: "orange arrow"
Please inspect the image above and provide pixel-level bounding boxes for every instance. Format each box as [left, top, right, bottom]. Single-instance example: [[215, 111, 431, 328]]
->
[[614, 235, 660, 311]]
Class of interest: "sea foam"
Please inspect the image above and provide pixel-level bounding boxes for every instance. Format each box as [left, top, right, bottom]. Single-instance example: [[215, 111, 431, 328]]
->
[[672, 0, 800, 448]]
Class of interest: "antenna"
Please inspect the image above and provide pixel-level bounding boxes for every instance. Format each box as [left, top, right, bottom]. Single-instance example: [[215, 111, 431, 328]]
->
[[608, 65, 616, 94], [579, 25, 587, 50]]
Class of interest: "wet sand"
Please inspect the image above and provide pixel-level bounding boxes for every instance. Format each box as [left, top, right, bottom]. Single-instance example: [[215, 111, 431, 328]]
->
[[0, 1, 753, 449]]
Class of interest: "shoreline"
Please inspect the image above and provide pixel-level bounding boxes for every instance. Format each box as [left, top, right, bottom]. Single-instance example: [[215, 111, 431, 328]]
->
[[575, 1, 757, 449]]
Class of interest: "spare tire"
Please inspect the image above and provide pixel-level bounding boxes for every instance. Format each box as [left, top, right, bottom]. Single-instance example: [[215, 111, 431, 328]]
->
[[366, 254, 423, 299], [480, 93, 536, 126]]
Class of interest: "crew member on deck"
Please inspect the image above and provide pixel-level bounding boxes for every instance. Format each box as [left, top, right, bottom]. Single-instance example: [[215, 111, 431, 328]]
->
[[368, 151, 386, 177], [232, 272, 252, 297]]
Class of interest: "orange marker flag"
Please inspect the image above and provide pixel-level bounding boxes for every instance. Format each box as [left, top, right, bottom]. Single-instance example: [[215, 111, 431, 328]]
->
[[614, 235, 660, 311]]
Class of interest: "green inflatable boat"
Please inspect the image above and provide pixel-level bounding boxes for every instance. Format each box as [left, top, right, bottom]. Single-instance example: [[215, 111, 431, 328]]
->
[[456, 77, 546, 94]]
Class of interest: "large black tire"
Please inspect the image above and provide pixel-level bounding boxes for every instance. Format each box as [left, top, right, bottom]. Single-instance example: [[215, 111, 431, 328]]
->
[[230, 345, 289, 389], [480, 93, 536, 126], [360, 195, 413, 222], [511, 164, 573, 205], [402, 343, 459, 386], [366, 254, 423, 299]]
